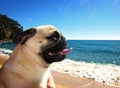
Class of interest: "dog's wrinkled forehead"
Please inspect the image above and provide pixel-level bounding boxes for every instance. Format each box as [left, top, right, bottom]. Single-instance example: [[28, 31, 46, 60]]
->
[[35, 25, 61, 36], [35, 25, 58, 31], [13, 25, 61, 44]]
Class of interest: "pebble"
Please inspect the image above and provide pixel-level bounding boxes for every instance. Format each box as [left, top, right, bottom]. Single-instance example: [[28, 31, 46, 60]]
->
[[50, 59, 120, 87]]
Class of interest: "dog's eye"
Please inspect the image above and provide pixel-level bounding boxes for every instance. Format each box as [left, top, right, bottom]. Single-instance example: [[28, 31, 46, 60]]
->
[[46, 31, 59, 41]]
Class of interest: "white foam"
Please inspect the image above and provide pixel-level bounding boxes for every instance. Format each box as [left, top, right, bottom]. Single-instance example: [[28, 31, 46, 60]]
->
[[50, 59, 120, 87], [0, 48, 12, 54]]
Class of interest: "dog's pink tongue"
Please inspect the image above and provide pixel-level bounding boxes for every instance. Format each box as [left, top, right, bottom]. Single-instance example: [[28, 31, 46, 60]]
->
[[58, 48, 72, 55]]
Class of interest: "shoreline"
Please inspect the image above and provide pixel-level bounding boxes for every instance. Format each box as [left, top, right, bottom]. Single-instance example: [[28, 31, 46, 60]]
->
[[0, 52, 120, 87], [50, 60, 120, 87]]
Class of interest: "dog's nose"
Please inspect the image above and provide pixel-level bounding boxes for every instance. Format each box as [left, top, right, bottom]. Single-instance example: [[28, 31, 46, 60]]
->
[[47, 31, 60, 41], [61, 36, 67, 48], [61, 36, 66, 42]]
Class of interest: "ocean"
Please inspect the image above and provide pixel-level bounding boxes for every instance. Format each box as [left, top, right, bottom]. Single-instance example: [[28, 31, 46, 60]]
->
[[66, 40, 120, 66], [0, 40, 120, 66]]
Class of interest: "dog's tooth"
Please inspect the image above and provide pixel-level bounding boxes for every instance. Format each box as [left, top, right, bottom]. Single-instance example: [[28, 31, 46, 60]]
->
[[48, 52, 56, 56], [49, 52, 53, 55]]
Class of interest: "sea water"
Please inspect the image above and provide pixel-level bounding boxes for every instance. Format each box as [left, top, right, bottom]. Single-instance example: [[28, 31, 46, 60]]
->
[[0, 40, 120, 66], [67, 40, 120, 66]]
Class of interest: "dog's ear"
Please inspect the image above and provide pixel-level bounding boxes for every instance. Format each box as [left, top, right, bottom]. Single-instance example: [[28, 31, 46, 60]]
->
[[13, 28, 36, 44]]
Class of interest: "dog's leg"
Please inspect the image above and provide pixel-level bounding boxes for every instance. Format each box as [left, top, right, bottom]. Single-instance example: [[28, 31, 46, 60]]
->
[[47, 73, 56, 88], [40, 68, 50, 88]]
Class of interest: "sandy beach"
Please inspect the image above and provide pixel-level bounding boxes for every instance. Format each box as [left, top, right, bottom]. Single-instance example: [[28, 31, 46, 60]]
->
[[52, 71, 118, 88], [0, 52, 120, 88], [0, 52, 9, 68], [50, 60, 120, 87]]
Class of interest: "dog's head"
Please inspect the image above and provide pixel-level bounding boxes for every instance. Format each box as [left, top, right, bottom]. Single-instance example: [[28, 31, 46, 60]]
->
[[13, 25, 71, 64]]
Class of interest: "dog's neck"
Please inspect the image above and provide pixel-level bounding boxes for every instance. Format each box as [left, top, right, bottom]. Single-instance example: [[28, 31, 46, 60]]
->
[[1, 44, 50, 88]]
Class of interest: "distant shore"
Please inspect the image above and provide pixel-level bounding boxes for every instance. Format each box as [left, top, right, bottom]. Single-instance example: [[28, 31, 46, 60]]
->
[[0, 40, 13, 54]]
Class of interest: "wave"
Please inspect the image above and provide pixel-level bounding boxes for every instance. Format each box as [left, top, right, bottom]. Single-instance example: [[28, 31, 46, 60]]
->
[[0, 48, 12, 55]]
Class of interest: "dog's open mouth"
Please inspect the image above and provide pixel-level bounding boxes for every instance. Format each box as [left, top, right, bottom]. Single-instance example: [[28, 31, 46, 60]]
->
[[41, 36, 72, 63], [43, 48, 72, 63], [47, 48, 72, 58]]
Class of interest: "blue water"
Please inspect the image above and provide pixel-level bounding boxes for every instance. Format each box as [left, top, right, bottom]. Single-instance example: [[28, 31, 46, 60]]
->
[[66, 40, 120, 65], [0, 40, 120, 66], [0, 42, 15, 50]]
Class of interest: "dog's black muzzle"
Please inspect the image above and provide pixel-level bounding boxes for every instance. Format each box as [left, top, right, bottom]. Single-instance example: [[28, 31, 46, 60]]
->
[[41, 32, 67, 64]]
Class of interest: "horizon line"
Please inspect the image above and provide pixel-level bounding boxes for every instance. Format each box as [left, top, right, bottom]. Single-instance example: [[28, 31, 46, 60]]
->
[[66, 38, 120, 40]]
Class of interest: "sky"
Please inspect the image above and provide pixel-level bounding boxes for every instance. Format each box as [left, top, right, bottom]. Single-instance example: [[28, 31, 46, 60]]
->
[[0, 0, 120, 40]]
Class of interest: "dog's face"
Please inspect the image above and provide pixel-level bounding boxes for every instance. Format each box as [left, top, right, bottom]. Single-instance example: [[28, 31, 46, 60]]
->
[[13, 25, 70, 64]]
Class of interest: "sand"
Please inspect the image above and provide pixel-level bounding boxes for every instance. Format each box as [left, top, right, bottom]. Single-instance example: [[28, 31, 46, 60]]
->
[[0, 52, 9, 67], [0, 52, 119, 88], [52, 71, 118, 88]]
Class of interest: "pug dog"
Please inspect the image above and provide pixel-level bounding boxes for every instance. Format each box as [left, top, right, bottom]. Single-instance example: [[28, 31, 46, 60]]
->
[[0, 25, 72, 88]]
